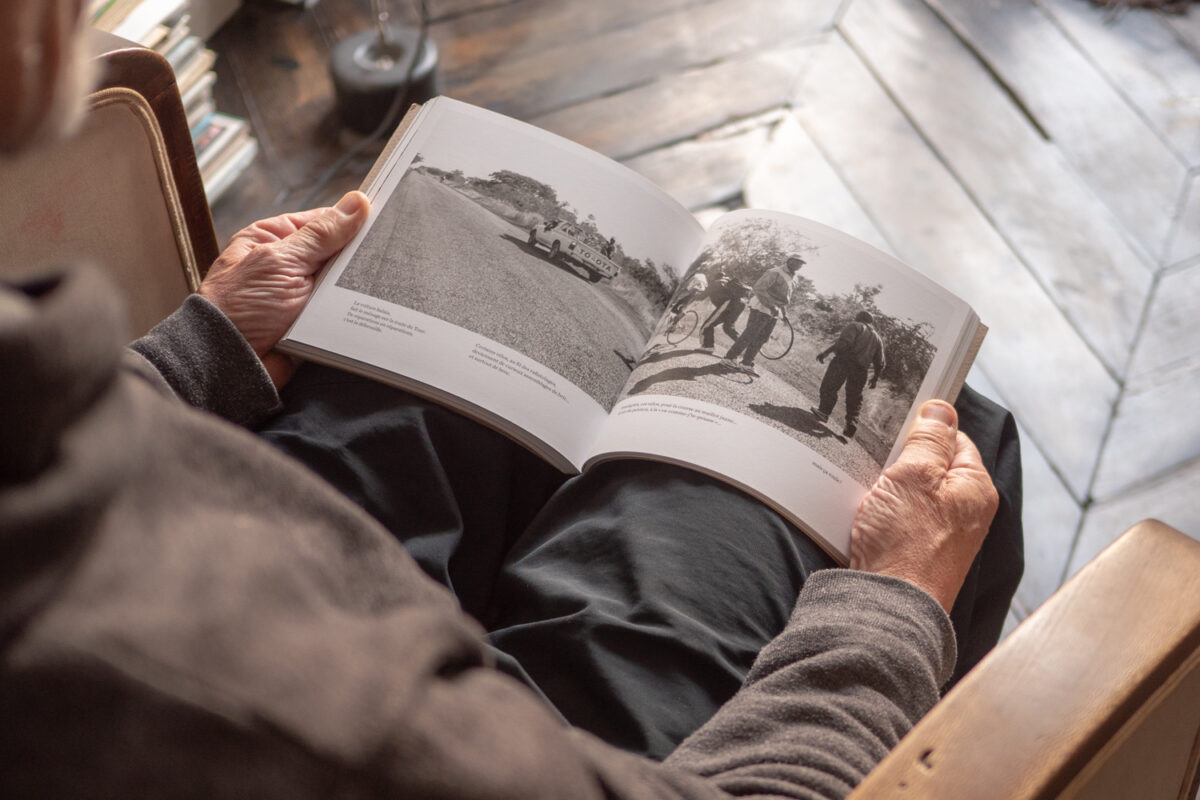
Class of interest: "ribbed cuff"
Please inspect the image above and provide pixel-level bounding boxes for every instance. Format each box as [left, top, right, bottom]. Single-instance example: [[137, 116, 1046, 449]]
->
[[129, 294, 280, 427]]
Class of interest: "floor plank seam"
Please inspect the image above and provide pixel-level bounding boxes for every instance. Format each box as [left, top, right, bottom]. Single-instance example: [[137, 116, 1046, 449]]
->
[[787, 111, 910, 280], [1162, 7, 1200, 58], [430, 0, 525, 25], [919, 0, 1051, 141], [1163, 251, 1200, 275], [1034, 0, 1198, 172], [832, 0, 859, 27], [445, 30, 830, 122], [602, 108, 789, 166], [431, 0, 728, 71], [1161, 173, 1198, 268], [972, 361, 1090, 510], [835, 24, 1131, 384], [1071, 305, 1158, 572]]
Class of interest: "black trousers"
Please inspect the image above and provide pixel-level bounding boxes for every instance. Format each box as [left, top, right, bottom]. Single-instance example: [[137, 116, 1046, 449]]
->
[[257, 366, 1023, 760], [700, 298, 745, 348], [725, 308, 776, 366], [818, 356, 869, 425]]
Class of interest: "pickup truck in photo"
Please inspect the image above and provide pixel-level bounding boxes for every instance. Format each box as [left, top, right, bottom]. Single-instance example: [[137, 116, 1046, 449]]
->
[[527, 220, 620, 283]]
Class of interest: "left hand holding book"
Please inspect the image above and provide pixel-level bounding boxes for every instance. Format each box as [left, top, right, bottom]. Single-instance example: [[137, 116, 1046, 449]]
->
[[199, 191, 371, 388]]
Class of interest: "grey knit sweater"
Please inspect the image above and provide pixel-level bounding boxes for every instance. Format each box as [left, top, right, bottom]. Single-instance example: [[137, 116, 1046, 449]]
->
[[0, 267, 955, 799]]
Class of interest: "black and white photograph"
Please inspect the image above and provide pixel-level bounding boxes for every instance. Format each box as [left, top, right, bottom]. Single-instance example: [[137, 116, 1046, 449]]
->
[[620, 211, 949, 489], [331, 103, 698, 411]]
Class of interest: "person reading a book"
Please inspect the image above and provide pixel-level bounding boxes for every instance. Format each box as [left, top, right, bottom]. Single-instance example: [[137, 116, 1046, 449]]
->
[[812, 311, 888, 440], [722, 252, 805, 376], [1, 3, 1024, 796]]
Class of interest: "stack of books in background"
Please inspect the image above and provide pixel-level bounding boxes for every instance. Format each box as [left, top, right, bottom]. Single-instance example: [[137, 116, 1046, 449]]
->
[[91, 0, 258, 206]]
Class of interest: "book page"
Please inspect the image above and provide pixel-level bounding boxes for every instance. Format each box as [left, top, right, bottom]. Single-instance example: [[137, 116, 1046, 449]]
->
[[588, 210, 979, 560], [282, 98, 703, 470]]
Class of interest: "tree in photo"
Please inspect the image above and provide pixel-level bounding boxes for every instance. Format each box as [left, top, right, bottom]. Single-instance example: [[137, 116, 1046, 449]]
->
[[687, 217, 818, 309]]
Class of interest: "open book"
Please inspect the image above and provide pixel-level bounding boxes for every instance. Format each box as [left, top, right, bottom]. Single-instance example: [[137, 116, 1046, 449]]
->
[[280, 97, 985, 564]]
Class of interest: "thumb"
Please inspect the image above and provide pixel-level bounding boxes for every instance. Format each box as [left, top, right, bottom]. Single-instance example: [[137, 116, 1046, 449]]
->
[[278, 191, 370, 273], [897, 400, 958, 472]]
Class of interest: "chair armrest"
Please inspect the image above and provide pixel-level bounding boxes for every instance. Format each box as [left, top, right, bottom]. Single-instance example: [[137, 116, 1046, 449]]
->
[[848, 519, 1200, 800]]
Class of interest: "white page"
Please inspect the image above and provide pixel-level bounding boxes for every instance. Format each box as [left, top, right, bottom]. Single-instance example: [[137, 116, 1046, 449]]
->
[[284, 98, 704, 469], [589, 210, 976, 559]]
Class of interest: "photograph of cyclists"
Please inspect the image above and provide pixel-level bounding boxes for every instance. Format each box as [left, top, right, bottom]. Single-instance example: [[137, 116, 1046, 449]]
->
[[621, 211, 945, 489], [333, 101, 698, 411]]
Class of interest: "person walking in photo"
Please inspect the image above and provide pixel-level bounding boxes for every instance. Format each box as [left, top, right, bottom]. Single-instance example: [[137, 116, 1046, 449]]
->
[[698, 269, 751, 353], [722, 253, 805, 376], [811, 310, 886, 440]]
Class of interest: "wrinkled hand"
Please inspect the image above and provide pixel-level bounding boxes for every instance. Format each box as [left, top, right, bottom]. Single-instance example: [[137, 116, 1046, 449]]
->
[[199, 192, 370, 388], [849, 400, 998, 612]]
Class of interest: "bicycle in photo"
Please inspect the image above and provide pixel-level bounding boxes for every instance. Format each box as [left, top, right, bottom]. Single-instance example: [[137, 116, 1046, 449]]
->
[[761, 315, 794, 361], [665, 308, 699, 345]]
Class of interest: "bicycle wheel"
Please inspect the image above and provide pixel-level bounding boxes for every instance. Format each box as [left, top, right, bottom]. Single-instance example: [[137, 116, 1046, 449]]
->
[[761, 316, 794, 360], [665, 309, 699, 345]]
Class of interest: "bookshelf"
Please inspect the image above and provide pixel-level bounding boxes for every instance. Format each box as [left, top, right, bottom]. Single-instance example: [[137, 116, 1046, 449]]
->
[[91, 0, 258, 207]]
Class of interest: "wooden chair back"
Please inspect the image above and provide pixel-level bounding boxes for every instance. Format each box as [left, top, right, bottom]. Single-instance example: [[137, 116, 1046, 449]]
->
[[0, 33, 217, 338]]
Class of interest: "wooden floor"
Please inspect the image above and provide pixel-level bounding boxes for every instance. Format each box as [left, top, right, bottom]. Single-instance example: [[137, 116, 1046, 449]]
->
[[210, 0, 1200, 631]]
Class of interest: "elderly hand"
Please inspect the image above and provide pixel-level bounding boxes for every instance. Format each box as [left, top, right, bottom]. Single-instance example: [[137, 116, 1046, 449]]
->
[[849, 400, 998, 612], [199, 191, 370, 388]]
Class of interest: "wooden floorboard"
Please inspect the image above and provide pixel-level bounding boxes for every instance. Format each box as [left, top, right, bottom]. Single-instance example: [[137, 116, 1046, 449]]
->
[[965, 368, 1081, 612], [1092, 255, 1200, 500], [620, 113, 779, 210], [434, 0, 714, 89], [447, 0, 840, 119], [842, 0, 1153, 377], [428, 0, 521, 21], [1164, 6, 1200, 55], [529, 42, 816, 161], [209, 0, 377, 241], [1128, 261, 1200, 380], [1040, 0, 1200, 168], [925, 0, 1188, 264], [1070, 457, 1200, 580], [743, 113, 894, 254], [1166, 171, 1200, 267], [1093, 365, 1200, 501], [794, 33, 1117, 500]]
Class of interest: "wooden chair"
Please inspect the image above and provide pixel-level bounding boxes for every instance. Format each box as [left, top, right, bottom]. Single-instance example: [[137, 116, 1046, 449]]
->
[[0, 31, 217, 338], [850, 519, 1200, 800]]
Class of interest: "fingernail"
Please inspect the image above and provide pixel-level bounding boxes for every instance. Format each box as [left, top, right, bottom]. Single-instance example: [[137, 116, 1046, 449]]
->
[[920, 400, 956, 428], [335, 192, 362, 215]]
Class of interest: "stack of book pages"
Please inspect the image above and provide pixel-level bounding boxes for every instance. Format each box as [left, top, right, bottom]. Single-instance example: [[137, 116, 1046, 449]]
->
[[91, 0, 258, 205]]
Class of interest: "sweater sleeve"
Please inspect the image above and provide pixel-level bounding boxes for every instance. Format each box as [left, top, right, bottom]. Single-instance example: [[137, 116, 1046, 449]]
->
[[338, 569, 953, 800], [661, 569, 956, 800], [126, 293, 281, 427]]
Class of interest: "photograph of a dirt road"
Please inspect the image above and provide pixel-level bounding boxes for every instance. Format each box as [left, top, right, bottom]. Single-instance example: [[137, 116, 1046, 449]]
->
[[337, 167, 677, 410]]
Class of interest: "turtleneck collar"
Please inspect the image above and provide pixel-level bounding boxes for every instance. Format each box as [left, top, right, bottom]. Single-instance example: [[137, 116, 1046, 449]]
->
[[0, 267, 127, 481], [0, 266, 135, 648]]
